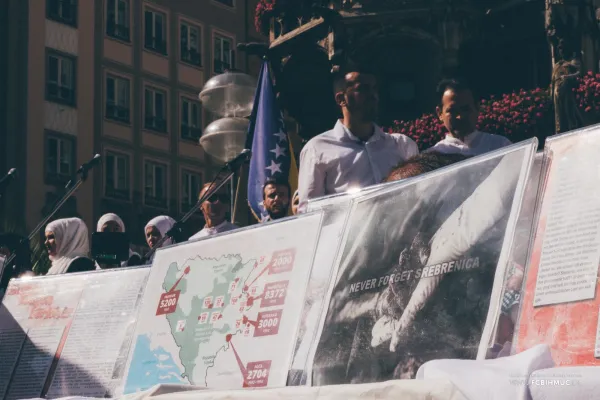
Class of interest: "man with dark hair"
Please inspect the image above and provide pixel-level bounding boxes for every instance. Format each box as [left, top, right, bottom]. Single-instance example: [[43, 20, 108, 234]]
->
[[298, 66, 419, 211], [261, 177, 291, 222], [428, 78, 512, 156], [189, 183, 238, 240]]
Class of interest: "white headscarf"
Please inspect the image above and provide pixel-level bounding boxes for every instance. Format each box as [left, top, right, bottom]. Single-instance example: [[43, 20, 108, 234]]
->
[[96, 213, 125, 232], [145, 216, 176, 249], [45, 218, 90, 275], [96, 213, 140, 268]]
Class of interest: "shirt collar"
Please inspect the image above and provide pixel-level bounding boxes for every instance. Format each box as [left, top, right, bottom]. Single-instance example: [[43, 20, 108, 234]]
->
[[204, 220, 228, 232], [333, 120, 385, 144], [444, 130, 481, 146]]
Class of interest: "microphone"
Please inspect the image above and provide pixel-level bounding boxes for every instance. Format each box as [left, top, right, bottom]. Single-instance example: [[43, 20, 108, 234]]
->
[[76, 154, 102, 174], [0, 168, 17, 193], [225, 149, 251, 171]]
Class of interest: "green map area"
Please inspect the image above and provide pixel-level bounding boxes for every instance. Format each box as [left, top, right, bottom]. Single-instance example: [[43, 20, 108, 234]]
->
[[162, 255, 256, 386]]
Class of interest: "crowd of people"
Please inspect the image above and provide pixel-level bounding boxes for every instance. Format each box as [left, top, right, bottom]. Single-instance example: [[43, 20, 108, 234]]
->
[[0, 66, 514, 281]]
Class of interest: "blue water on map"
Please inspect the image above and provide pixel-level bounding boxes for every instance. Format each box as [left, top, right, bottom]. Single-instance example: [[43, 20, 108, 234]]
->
[[123, 334, 186, 393]]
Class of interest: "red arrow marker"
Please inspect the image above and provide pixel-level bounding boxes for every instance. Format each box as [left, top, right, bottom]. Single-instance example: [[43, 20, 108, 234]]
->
[[225, 336, 248, 386], [242, 315, 259, 328], [168, 266, 191, 293]]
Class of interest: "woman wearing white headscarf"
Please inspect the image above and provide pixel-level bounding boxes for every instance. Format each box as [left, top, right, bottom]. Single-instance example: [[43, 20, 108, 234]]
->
[[144, 216, 176, 262], [96, 213, 142, 268], [45, 218, 95, 275]]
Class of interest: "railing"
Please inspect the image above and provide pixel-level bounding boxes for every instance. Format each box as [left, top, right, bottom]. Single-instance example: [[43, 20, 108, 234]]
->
[[106, 104, 130, 123], [47, 83, 75, 106], [107, 21, 130, 42], [144, 116, 167, 132], [145, 36, 167, 55], [181, 125, 202, 140], [181, 48, 202, 66]]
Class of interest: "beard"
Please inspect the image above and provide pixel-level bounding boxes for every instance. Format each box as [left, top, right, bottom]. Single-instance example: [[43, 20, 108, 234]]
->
[[268, 205, 289, 220]]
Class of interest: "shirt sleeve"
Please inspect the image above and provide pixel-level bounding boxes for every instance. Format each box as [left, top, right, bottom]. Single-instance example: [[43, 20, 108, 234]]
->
[[391, 133, 420, 160], [298, 145, 325, 213]]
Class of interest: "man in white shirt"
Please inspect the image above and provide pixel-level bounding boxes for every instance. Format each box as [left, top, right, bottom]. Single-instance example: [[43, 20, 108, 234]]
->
[[428, 78, 512, 156], [298, 67, 419, 211], [189, 183, 238, 240]]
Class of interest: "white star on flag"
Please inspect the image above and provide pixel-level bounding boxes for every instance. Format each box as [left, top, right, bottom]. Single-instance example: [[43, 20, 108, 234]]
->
[[274, 131, 287, 142], [270, 144, 286, 159], [265, 160, 282, 174]]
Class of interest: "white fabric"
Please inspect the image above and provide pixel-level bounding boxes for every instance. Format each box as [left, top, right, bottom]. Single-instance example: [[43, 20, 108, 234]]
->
[[416, 344, 555, 400], [117, 379, 467, 400], [529, 366, 600, 400], [45, 218, 90, 275], [189, 221, 238, 240], [96, 213, 140, 268], [145, 216, 176, 248], [96, 213, 125, 232], [427, 131, 512, 156], [298, 120, 419, 211]]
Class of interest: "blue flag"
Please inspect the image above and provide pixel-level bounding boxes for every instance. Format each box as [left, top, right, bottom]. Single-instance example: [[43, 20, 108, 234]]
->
[[247, 61, 291, 221]]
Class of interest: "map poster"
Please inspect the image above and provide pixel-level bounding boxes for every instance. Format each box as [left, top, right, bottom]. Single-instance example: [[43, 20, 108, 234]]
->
[[0, 267, 149, 400], [515, 126, 600, 366], [122, 212, 323, 393], [308, 141, 536, 385]]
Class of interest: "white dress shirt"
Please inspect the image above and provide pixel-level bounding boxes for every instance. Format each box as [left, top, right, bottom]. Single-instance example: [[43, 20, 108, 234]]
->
[[298, 120, 419, 210], [189, 220, 238, 240], [426, 130, 512, 156]]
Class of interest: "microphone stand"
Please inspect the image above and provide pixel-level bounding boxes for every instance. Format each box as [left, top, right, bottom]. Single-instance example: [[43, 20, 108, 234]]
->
[[142, 150, 251, 264], [1, 156, 100, 277]]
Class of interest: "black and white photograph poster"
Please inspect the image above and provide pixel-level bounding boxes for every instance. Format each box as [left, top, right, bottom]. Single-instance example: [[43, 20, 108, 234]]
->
[[308, 140, 537, 385]]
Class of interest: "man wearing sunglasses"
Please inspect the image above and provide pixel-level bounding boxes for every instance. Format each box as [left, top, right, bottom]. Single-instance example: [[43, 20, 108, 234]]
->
[[189, 183, 238, 240]]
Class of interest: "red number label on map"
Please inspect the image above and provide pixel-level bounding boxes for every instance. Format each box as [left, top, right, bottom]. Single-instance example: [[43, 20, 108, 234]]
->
[[244, 361, 271, 387], [215, 296, 225, 308], [254, 310, 282, 337], [198, 312, 209, 324], [156, 291, 180, 315], [268, 249, 296, 274], [210, 312, 221, 324], [261, 281, 288, 308], [203, 296, 213, 309]]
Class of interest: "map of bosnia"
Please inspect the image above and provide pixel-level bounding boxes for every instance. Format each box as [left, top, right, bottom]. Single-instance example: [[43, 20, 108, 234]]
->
[[162, 254, 256, 387], [121, 212, 323, 393]]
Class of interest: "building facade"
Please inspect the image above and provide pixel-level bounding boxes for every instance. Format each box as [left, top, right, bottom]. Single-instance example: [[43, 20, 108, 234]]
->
[[0, 0, 263, 248]]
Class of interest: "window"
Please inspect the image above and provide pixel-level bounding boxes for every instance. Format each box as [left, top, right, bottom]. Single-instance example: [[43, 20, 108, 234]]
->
[[144, 8, 167, 55], [213, 34, 235, 74], [181, 98, 202, 140], [105, 151, 130, 200], [181, 170, 201, 212], [144, 86, 167, 132], [47, 52, 76, 106], [145, 161, 167, 208], [47, 0, 77, 27], [46, 135, 74, 182], [106, 0, 130, 42], [214, 0, 234, 7], [180, 22, 202, 67], [105, 75, 130, 123]]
